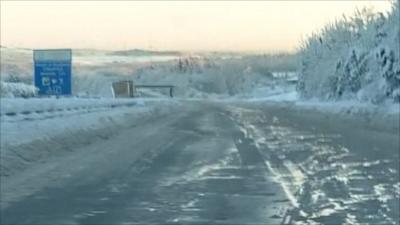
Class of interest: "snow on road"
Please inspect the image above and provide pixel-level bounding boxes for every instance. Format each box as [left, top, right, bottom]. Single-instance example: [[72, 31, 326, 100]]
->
[[1, 102, 290, 224], [0, 97, 176, 145], [0, 95, 398, 225], [0, 97, 179, 177], [228, 103, 399, 225]]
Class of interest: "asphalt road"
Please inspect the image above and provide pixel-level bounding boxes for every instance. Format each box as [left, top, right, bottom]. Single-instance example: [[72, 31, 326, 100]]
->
[[1, 101, 399, 225]]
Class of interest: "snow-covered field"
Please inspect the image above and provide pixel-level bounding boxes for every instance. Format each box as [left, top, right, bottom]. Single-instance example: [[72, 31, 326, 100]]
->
[[74, 54, 178, 66], [0, 46, 297, 98]]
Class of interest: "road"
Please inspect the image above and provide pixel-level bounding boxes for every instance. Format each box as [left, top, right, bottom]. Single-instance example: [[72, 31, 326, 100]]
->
[[1, 101, 399, 225]]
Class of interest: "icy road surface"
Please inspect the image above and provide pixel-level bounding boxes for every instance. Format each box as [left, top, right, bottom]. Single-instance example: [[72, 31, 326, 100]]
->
[[1, 101, 399, 225]]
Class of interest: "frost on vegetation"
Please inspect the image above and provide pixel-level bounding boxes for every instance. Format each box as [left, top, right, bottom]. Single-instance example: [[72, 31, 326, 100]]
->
[[133, 54, 298, 97], [1, 47, 298, 98], [0, 81, 38, 98], [297, 2, 400, 104]]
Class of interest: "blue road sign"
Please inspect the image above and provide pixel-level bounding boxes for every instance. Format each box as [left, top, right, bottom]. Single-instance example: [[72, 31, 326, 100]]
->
[[34, 49, 72, 95]]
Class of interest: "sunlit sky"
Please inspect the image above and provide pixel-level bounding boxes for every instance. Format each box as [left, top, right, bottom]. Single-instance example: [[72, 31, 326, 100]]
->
[[0, 1, 393, 52]]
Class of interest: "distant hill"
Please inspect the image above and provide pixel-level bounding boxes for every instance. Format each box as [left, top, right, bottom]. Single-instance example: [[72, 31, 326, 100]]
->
[[1, 46, 182, 56], [107, 49, 182, 56]]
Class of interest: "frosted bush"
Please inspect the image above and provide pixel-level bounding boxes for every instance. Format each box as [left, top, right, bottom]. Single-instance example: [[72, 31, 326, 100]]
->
[[0, 81, 38, 98], [298, 2, 400, 103], [132, 55, 286, 97]]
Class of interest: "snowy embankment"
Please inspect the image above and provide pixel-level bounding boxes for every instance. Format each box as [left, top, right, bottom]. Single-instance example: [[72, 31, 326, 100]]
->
[[231, 73, 399, 129], [1, 97, 141, 116], [0, 97, 178, 177], [249, 90, 398, 132]]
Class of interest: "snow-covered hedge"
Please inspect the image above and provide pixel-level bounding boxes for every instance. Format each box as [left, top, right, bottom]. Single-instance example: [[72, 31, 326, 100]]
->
[[0, 81, 38, 98], [297, 2, 400, 103], [133, 56, 272, 97]]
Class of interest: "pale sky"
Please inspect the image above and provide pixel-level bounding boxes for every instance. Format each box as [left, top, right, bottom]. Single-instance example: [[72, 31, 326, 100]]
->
[[0, 1, 393, 52]]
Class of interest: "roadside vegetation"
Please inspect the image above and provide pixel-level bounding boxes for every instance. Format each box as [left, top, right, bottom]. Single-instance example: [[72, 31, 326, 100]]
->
[[0, 48, 297, 98], [297, 1, 400, 104]]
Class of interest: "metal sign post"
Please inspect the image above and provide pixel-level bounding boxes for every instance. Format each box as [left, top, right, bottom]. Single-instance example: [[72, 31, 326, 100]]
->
[[33, 49, 72, 96]]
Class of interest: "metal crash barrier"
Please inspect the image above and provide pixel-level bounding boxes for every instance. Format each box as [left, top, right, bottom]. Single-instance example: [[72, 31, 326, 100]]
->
[[111, 80, 135, 98], [135, 85, 175, 98], [111, 81, 174, 98]]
